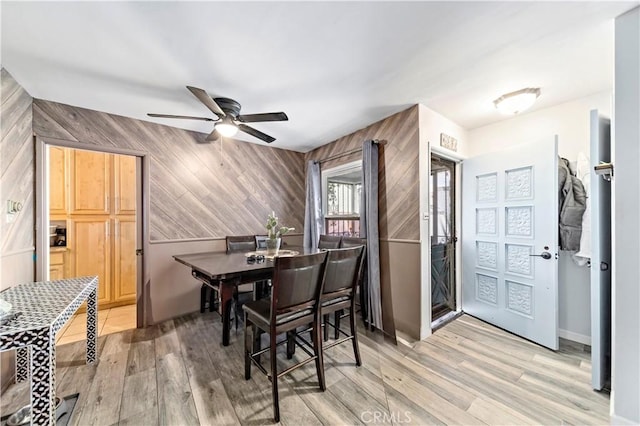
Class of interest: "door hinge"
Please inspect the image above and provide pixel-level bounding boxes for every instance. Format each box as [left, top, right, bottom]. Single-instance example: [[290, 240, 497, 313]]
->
[[136, 249, 144, 256]]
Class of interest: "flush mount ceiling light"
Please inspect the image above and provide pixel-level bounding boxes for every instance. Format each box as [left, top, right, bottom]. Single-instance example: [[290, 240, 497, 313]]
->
[[215, 116, 238, 137], [493, 88, 541, 115]]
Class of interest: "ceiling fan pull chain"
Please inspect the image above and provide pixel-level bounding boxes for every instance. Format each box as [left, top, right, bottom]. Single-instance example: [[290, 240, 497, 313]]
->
[[220, 137, 225, 167]]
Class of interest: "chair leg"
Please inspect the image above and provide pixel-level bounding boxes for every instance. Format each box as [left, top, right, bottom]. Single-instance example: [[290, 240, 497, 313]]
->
[[244, 318, 252, 380], [360, 280, 368, 327], [323, 314, 330, 342], [270, 332, 280, 423], [334, 310, 342, 339], [286, 331, 295, 359], [209, 288, 217, 313], [200, 285, 207, 313], [350, 307, 362, 367], [312, 317, 326, 391], [233, 290, 239, 332], [254, 327, 262, 364]]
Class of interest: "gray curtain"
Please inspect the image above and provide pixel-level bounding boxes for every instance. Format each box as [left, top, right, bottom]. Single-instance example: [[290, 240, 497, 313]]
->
[[303, 160, 323, 249], [360, 140, 383, 330]]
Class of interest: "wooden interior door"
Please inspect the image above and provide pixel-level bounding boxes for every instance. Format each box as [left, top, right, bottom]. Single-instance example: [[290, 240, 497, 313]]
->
[[70, 149, 111, 214], [69, 217, 111, 304], [461, 139, 559, 350], [113, 217, 137, 303]]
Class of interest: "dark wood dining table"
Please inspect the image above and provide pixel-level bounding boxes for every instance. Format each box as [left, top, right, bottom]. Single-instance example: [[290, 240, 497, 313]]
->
[[174, 246, 319, 346]]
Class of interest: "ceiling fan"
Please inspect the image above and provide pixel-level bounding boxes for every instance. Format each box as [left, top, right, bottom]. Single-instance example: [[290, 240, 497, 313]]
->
[[148, 86, 288, 143]]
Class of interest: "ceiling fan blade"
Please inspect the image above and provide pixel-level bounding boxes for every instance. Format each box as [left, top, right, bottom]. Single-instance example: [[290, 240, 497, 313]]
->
[[147, 113, 215, 122], [186, 86, 226, 117], [238, 124, 276, 143], [237, 112, 288, 123], [205, 128, 221, 142]]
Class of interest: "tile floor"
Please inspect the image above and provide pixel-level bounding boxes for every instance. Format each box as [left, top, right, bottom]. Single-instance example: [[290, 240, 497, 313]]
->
[[56, 304, 137, 346]]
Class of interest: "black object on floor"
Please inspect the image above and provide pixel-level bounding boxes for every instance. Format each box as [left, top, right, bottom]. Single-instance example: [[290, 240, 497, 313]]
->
[[1, 393, 78, 426]]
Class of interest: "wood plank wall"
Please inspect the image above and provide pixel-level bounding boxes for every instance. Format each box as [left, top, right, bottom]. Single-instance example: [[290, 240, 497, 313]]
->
[[1, 68, 34, 394], [1, 69, 34, 254], [32, 99, 305, 241], [305, 105, 422, 339], [305, 105, 420, 240]]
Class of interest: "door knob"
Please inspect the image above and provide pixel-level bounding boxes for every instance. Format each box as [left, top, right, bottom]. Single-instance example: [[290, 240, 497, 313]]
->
[[529, 251, 552, 260]]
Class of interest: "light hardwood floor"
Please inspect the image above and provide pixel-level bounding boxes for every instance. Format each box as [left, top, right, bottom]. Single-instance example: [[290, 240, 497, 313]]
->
[[56, 304, 137, 345], [1, 314, 609, 425]]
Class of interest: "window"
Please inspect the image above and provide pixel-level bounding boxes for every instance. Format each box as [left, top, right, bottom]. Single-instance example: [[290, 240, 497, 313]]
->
[[322, 161, 362, 237]]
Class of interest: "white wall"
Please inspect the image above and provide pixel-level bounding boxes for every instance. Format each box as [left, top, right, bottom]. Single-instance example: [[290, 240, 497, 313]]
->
[[612, 6, 640, 424], [467, 91, 612, 343], [418, 104, 468, 339]]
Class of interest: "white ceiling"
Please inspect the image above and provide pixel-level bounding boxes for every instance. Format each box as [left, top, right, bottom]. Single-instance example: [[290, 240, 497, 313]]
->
[[1, 1, 637, 152]]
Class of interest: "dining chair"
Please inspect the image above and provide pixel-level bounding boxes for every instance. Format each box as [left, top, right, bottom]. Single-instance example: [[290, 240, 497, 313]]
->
[[243, 251, 328, 423], [318, 234, 341, 249], [227, 235, 258, 253], [319, 246, 365, 365], [340, 237, 366, 248], [339, 237, 367, 329], [226, 235, 258, 330], [255, 234, 269, 249], [254, 234, 271, 299]]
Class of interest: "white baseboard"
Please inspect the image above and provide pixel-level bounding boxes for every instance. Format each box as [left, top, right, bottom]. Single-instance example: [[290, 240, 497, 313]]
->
[[558, 328, 591, 346], [611, 413, 639, 425]]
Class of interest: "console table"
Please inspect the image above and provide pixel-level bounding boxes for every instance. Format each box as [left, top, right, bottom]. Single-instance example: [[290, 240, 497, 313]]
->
[[0, 276, 98, 425]]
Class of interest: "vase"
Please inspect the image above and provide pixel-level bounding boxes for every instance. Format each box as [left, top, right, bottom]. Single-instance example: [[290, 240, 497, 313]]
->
[[265, 238, 281, 255]]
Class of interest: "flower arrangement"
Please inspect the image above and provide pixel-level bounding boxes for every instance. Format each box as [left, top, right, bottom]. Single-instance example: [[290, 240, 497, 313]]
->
[[266, 211, 294, 240]]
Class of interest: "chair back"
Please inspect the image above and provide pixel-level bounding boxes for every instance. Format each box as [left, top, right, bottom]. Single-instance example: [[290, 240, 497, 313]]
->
[[318, 234, 341, 249], [322, 246, 365, 297], [255, 235, 269, 249], [340, 237, 366, 248], [271, 252, 328, 314], [226, 235, 257, 253]]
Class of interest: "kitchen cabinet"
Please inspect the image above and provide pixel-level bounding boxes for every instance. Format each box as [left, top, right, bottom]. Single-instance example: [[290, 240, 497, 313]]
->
[[49, 248, 67, 281], [49, 147, 137, 309], [113, 217, 137, 304], [70, 149, 111, 215], [68, 217, 112, 305], [114, 154, 137, 215], [49, 146, 68, 216]]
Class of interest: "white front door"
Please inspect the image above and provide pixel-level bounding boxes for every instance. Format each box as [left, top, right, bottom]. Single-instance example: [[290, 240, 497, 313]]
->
[[462, 139, 559, 350]]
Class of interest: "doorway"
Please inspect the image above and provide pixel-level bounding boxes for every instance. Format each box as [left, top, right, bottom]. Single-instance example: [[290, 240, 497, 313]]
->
[[430, 155, 457, 321], [37, 140, 144, 341]]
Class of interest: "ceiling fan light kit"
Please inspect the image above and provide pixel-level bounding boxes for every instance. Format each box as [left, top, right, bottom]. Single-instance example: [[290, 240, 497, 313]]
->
[[493, 87, 541, 115], [147, 86, 288, 143], [216, 117, 238, 137]]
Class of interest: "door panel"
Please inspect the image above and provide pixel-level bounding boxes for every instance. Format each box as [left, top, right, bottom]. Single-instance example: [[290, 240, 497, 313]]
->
[[49, 146, 68, 215], [590, 110, 612, 390], [113, 217, 137, 303], [69, 217, 111, 305], [114, 154, 137, 215], [70, 150, 110, 214], [462, 140, 559, 350]]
